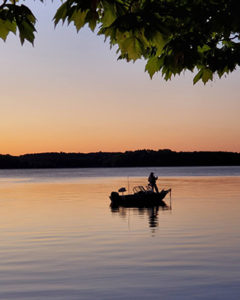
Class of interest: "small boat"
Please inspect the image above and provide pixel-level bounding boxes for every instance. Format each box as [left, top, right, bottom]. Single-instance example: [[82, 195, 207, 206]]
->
[[110, 185, 171, 208]]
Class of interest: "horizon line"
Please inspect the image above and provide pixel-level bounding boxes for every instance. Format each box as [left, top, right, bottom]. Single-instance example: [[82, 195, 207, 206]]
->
[[1, 149, 240, 157]]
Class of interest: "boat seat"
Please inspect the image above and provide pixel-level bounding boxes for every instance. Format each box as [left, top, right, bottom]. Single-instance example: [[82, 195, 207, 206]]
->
[[133, 185, 146, 194]]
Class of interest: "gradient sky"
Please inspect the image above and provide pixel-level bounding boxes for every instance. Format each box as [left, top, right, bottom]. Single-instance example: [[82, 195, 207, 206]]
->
[[1, 1, 240, 155]]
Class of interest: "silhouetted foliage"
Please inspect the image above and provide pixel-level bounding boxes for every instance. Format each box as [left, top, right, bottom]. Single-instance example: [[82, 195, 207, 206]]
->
[[1, 0, 240, 83], [0, 150, 239, 169]]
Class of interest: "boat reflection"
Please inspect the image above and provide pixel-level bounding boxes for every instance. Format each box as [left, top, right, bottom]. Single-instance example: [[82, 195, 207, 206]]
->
[[110, 201, 171, 230]]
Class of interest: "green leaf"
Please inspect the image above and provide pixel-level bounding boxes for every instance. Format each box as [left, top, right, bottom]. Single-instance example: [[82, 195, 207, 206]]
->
[[145, 56, 163, 78], [87, 11, 98, 32], [116, 30, 130, 41], [21, 5, 36, 24], [217, 66, 229, 78], [136, 29, 150, 48], [70, 9, 88, 32], [193, 69, 203, 84], [164, 69, 172, 80], [54, 2, 68, 26], [202, 68, 213, 84], [194, 68, 213, 84], [197, 45, 211, 53], [0, 19, 16, 41], [102, 0, 117, 27], [119, 36, 142, 61], [17, 20, 35, 45], [151, 31, 167, 55]]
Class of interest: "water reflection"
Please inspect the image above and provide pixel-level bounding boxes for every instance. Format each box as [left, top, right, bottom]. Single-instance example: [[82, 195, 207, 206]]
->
[[0, 173, 240, 300], [110, 202, 171, 230]]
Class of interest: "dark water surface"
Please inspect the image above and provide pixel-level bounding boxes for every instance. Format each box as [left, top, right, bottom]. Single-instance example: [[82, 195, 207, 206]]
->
[[0, 167, 239, 299]]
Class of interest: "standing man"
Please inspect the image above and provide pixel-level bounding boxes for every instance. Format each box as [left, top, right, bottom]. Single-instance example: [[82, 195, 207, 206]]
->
[[148, 172, 159, 193]]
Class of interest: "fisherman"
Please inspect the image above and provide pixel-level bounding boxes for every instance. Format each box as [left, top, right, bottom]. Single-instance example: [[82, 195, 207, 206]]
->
[[148, 172, 159, 193]]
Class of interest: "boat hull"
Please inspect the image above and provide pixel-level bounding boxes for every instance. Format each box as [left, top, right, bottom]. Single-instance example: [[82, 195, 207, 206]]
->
[[110, 189, 171, 208]]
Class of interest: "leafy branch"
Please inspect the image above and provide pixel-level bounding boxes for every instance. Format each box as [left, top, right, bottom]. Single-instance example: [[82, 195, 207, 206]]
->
[[0, 0, 37, 44], [0, 1, 8, 9], [1, 0, 240, 84]]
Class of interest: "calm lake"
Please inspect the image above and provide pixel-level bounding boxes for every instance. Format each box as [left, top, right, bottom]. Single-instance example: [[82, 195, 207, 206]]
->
[[0, 166, 240, 300]]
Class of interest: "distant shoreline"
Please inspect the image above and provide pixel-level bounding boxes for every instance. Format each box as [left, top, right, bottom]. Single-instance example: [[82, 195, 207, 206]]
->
[[0, 150, 240, 169]]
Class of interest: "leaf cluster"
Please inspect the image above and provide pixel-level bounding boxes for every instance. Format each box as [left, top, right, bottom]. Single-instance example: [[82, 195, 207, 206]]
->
[[0, 0, 40, 44], [1, 0, 240, 84], [53, 0, 240, 84]]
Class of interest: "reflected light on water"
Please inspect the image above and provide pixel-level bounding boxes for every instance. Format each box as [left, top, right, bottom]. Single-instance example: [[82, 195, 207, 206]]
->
[[0, 172, 239, 299]]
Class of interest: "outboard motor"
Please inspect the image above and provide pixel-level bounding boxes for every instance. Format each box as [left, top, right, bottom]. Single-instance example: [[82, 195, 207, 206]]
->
[[110, 191, 120, 202]]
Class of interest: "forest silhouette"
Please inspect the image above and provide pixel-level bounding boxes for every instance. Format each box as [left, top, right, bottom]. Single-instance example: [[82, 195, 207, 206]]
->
[[0, 150, 239, 169]]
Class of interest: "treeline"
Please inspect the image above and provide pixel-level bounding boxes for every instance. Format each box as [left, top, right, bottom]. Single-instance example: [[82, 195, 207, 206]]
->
[[0, 149, 240, 169]]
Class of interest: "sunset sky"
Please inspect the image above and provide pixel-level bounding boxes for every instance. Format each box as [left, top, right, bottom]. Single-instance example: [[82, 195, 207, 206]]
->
[[1, 1, 240, 155]]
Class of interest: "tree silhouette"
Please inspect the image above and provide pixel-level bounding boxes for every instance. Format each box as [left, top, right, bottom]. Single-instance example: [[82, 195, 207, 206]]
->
[[1, 0, 240, 84]]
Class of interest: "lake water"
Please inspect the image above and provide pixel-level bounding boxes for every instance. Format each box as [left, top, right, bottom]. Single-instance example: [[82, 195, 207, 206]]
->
[[0, 167, 240, 300]]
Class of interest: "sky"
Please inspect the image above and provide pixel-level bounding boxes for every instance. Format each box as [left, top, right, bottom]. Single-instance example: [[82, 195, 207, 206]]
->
[[1, 1, 240, 155]]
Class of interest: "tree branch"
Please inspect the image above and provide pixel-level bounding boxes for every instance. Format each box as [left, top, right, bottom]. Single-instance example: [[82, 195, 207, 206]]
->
[[229, 34, 239, 41], [0, 0, 8, 9]]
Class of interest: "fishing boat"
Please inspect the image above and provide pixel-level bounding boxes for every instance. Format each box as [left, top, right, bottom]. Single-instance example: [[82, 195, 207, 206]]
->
[[110, 185, 171, 208]]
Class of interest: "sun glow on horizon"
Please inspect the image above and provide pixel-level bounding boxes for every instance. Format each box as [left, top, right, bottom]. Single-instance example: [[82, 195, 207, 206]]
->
[[1, 2, 240, 156]]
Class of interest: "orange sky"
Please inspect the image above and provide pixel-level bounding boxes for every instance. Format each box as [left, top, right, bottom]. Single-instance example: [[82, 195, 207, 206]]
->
[[1, 2, 240, 155]]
